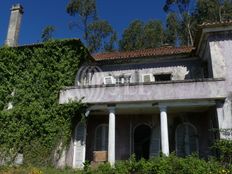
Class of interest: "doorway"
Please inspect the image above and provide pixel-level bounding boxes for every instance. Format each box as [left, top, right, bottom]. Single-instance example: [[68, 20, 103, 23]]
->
[[134, 124, 151, 160]]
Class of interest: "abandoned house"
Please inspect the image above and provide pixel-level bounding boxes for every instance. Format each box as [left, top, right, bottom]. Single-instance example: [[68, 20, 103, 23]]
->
[[3, 3, 232, 169], [59, 22, 232, 168]]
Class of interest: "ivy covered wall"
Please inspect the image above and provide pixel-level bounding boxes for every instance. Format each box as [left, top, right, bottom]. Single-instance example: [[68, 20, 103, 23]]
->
[[0, 39, 89, 166]]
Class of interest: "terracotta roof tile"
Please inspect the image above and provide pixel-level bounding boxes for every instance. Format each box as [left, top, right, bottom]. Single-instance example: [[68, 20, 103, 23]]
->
[[93, 46, 194, 61]]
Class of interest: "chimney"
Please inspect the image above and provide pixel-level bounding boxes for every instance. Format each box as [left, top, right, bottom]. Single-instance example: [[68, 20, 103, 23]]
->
[[5, 4, 24, 47]]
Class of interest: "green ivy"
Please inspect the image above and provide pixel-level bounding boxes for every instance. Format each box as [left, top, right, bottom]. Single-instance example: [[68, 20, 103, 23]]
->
[[0, 40, 88, 166]]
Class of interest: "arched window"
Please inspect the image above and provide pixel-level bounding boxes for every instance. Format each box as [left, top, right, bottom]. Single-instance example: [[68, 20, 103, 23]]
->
[[95, 124, 108, 151], [175, 123, 199, 157]]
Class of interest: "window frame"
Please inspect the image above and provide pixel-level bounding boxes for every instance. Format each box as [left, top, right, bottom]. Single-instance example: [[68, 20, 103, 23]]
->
[[94, 124, 109, 151], [175, 122, 199, 157]]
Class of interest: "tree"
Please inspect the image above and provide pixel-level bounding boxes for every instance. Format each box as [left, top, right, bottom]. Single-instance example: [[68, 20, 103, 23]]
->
[[86, 20, 117, 53], [194, 0, 232, 24], [119, 20, 165, 51], [119, 20, 144, 51], [66, 0, 97, 40], [163, 0, 232, 46], [66, 0, 117, 53], [163, 0, 196, 46], [143, 20, 164, 48], [165, 12, 179, 45], [41, 26, 55, 42]]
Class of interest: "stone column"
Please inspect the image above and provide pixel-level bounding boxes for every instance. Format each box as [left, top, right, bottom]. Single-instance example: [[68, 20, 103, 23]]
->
[[159, 106, 169, 156], [108, 106, 116, 165]]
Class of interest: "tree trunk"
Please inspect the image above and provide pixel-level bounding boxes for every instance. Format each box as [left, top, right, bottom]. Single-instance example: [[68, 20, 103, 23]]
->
[[187, 23, 193, 46]]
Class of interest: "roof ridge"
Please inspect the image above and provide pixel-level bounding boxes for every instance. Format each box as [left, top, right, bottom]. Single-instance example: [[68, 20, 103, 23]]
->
[[93, 46, 194, 61]]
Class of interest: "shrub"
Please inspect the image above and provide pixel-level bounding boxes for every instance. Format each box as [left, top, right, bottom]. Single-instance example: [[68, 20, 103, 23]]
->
[[83, 154, 230, 174]]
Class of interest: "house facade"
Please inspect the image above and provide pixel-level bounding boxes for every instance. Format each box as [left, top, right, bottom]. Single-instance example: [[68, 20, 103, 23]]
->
[[59, 22, 232, 168], [4, 3, 231, 169]]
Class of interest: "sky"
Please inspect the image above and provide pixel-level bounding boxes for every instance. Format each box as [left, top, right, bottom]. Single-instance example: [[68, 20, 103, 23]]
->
[[0, 0, 167, 46]]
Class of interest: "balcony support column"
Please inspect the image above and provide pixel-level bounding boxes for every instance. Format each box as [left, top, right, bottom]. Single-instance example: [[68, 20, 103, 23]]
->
[[159, 105, 170, 156], [108, 106, 116, 165]]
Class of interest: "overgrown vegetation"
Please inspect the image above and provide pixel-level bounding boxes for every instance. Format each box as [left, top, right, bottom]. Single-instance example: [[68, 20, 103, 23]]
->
[[0, 154, 231, 174], [0, 40, 88, 166]]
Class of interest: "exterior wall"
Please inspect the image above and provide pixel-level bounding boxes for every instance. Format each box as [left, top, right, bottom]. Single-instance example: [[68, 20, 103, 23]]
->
[[207, 32, 232, 133], [76, 58, 204, 86], [54, 133, 75, 168], [65, 137, 74, 167]]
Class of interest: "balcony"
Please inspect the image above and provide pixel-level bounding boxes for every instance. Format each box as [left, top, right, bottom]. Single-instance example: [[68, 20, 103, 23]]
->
[[59, 78, 226, 104]]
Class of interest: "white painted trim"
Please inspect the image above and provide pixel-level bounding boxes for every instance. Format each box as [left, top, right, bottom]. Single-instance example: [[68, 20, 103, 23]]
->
[[73, 121, 87, 169], [159, 106, 170, 156], [108, 107, 116, 165], [175, 122, 199, 156]]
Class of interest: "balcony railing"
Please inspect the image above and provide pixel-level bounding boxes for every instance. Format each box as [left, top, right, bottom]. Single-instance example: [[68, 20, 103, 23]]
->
[[59, 78, 226, 104]]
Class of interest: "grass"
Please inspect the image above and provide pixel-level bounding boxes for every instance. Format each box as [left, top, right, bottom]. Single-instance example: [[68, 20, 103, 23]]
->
[[0, 166, 79, 174]]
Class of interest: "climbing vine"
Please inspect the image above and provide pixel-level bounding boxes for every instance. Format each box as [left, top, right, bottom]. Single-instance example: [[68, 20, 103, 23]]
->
[[0, 40, 88, 166]]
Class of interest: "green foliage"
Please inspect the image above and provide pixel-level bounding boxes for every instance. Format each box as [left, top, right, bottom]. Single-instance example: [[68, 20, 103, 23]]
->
[[163, 0, 196, 46], [0, 165, 79, 174], [87, 20, 117, 53], [119, 20, 144, 51], [0, 40, 88, 166], [211, 129, 232, 167], [41, 25, 56, 42], [1, 154, 231, 174], [143, 20, 164, 48], [119, 20, 165, 51], [165, 12, 179, 46], [90, 154, 231, 174], [66, 0, 116, 53], [66, 0, 97, 40], [163, 0, 232, 46], [194, 0, 232, 23]]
